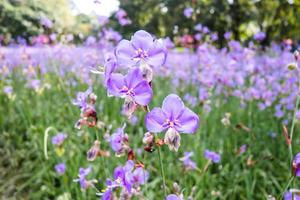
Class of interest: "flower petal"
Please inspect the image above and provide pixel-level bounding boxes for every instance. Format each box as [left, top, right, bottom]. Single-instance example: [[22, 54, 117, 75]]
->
[[147, 41, 167, 67], [131, 30, 153, 51], [176, 107, 199, 134], [125, 68, 143, 89], [162, 94, 185, 119], [115, 39, 136, 66], [107, 73, 125, 97], [145, 108, 167, 133], [133, 81, 152, 105]]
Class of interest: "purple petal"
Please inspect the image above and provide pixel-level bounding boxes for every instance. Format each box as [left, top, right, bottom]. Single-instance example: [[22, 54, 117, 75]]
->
[[131, 30, 153, 51], [107, 73, 125, 96], [133, 81, 152, 105], [124, 160, 135, 172], [147, 41, 167, 67], [125, 68, 143, 89], [104, 59, 117, 86], [115, 39, 136, 66], [114, 166, 124, 180], [166, 194, 181, 200], [176, 107, 199, 134], [162, 94, 185, 119], [145, 108, 167, 133]]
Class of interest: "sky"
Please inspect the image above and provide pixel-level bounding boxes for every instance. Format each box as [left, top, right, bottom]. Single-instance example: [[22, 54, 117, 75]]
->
[[72, 0, 120, 16]]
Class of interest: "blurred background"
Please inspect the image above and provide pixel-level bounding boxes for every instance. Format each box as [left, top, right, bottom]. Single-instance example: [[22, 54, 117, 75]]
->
[[1, 0, 300, 47]]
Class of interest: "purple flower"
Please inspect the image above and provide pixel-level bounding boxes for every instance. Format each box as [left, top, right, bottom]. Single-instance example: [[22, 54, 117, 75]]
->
[[224, 32, 232, 40], [204, 150, 221, 163], [296, 110, 300, 119], [166, 194, 183, 200], [55, 163, 66, 175], [114, 160, 148, 192], [145, 94, 199, 151], [238, 144, 247, 155], [98, 15, 109, 26], [107, 68, 153, 106], [40, 16, 53, 28], [284, 191, 300, 200], [179, 152, 197, 170], [115, 30, 167, 69], [253, 32, 266, 41], [183, 7, 193, 18], [3, 86, 13, 95], [51, 133, 67, 146], [73, 87, 92, 110], [110, 125, 129, 154], [293, 153, 300, 177], [194, 24, 202, 31], [75, 167, 92, 189], [115, 9, 132, 26]]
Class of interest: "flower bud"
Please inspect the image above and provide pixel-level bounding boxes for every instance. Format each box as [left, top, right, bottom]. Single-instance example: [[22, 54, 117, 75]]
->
[[142, 132, 154, 144], [87, 140, 100, 161], [164, 128, 181, 151], [122, 98, 138, 119]]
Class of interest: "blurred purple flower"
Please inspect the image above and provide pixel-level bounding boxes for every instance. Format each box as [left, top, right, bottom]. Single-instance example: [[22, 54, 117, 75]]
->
[[145, 94, 199, 151], [293, 153, 300, 177], [179, 151, 197, 170], [40, 16, 53, 28], [253, 32, 266, 41], [98, 15, 109, 26], [284, 191, 300, 200], [110, 125, 129, 154], [224, 32, 232, 40], [166, 194, 183, 200], [239, 144, 247, 155], [73, 87, 92, 110], [194, 24, 202, 31], [3, 86, 13, 95], [55, 163, 66, 175], [75, 167, 92, 189], [51, 132, 67, 146], [183, 7, 193, 18], [204, 150, 221, 163]]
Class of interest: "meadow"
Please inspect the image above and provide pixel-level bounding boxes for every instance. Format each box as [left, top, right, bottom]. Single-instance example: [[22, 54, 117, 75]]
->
[[1, 31, 300, 200]]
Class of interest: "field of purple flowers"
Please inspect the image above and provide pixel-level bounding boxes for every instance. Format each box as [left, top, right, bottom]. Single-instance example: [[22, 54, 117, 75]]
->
[[1, 29, 300, 200]]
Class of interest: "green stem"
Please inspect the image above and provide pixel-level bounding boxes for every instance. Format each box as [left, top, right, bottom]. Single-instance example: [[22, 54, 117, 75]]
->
[[44, 126, 57, 160], [289, 69, 300, 166], [278, 176, 294, 200], [157, 145, 167, 197]]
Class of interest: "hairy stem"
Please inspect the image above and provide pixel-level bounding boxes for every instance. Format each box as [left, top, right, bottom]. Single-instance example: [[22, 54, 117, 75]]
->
[[157, 145, 167, 197]]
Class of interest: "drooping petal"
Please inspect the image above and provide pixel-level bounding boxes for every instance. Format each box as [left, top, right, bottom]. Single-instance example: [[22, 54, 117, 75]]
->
[[176, 107, 199, 134], [125, 68, 144, 89], [115, 39, 136, 66], [145, 108, 167, 133], [104, 58, 117, 86], [131, 30, 154, 51], [133, 81, 152, 105], [107, 73, 125, 97], [162, 94, 185, 119], [147, 41, 167, 67]]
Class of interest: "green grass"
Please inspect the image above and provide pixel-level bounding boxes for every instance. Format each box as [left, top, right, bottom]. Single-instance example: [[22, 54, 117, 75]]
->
[[0, 70, 299, 199]]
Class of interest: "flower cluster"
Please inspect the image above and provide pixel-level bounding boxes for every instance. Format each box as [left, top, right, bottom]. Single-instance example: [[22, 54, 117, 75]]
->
[[100, 160, 149, 199]]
